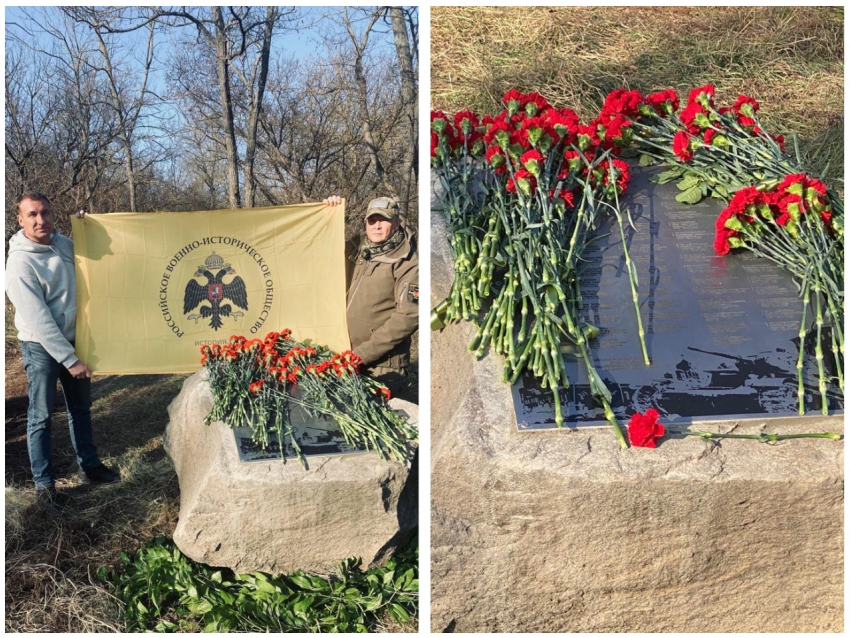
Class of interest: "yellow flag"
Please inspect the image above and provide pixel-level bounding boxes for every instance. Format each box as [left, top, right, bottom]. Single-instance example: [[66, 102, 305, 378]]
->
[[71, 201, 350, 374]]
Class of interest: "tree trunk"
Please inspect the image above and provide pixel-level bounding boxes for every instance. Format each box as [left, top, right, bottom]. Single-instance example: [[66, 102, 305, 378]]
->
[[344, 8, 396, 199], [353, 54, 390, 192], [243, 7, 275, 208], [212, 7, 241, 208], [389, 7, 417, 219], [94, 29, 137, 211]]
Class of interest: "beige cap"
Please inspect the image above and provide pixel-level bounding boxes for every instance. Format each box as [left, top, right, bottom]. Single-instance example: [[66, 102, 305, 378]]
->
[[365, 197, 399, 220]]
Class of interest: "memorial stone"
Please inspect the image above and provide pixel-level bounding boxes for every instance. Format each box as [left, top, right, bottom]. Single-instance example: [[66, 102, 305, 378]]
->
[[165, 368, 418, 575], [430, 165, 843, 633]]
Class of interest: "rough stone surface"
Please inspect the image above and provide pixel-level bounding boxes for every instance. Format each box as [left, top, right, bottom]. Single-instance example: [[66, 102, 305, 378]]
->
[[164, 369, 418, 574], [430, 207, 843, 633]]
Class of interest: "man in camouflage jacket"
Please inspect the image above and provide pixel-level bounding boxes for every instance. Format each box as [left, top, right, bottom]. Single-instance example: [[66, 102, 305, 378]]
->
[[336, 197, 418, 399]]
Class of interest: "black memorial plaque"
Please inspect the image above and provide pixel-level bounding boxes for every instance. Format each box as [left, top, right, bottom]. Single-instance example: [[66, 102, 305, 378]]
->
[[512, 165, 843, 429], [234, 405, 412, 463]]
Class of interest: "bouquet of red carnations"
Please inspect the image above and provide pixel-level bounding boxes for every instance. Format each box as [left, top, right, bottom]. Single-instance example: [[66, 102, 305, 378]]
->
[[433, 84, 843, 448], [713, 176, 843, 413], [625, 84, 794, 202], [432, 89, 653, 447], [201, 330, 417, 466], [600, 82, 844, 413]]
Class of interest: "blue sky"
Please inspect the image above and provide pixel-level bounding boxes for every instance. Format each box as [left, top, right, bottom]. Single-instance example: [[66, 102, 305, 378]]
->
[[5, 6, 405, 99]]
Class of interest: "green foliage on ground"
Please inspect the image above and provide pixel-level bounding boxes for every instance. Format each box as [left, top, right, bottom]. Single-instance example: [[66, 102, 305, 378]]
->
[[99, 536, 418, 633]]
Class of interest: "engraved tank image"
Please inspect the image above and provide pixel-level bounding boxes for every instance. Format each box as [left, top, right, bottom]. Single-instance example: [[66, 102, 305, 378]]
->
[[631, 345, 841, 417]]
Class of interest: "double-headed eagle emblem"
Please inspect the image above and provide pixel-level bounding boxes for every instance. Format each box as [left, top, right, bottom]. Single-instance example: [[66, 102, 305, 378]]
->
[[183, 252, 248, 330]]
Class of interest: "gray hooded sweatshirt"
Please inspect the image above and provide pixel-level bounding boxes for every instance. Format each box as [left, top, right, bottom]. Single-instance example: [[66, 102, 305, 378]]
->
[[5, 229, 79, 368]]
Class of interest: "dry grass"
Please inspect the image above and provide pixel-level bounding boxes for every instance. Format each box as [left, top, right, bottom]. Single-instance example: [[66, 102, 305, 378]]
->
[[5, 445, 181, 633], [431, 6, 843, 185], [5, 344, 185, 632]]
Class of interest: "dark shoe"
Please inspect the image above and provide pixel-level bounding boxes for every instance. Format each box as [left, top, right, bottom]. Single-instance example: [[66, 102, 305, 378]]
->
[[37, 487, 72, 509], [79, 463, 120, 484]]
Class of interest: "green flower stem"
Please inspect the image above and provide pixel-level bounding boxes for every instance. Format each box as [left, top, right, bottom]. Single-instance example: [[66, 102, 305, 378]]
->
[[430, 299, 450, 331], [828, 315, 844, 392], [204, 338, 415, 467], [683, 431, 841, 442], [435, 127, 653, 448], [606, 158, 649, 365], [601, 395, 628, 449], [797, 286, 810, 415], [633, 102, 843, 416], [814, 290, 829, 415]]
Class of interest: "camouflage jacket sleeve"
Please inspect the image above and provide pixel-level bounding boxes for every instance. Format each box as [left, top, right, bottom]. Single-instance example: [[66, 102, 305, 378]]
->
[[353, 253, 419, 365]]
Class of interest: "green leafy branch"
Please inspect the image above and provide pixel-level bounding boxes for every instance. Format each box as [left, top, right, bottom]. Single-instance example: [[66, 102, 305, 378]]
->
[[99, 536, 418, 633]]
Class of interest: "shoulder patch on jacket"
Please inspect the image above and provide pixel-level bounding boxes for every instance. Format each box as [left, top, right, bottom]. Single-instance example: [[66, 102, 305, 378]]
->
[[407, 283, 419, 304]]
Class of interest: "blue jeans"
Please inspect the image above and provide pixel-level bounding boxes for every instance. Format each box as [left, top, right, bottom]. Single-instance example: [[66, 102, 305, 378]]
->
[[21, 341, 100, 490]]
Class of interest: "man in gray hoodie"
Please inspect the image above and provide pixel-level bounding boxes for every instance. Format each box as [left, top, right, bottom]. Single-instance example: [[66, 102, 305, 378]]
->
[[6, 192, 119, 508]]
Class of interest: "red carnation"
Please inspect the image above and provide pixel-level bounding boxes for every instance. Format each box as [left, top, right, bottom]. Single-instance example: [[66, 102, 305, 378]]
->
[[644, 89, 680, 116], [249, 379, 265, 394], [600, 88, 643, 120], [502, 89, 550, 115], [672, 131, 694, 162], [628, 409, 666, 448], [727, 186, 762, 217], [523, 91, 550, 115], [731, 94, 759, 114], [543, 108, 580, 144], [600, 113, 632, 145], [485, 145, 507, 173], [454, 110, 479, 133], [483, 117, 512, 147], [430, 110, 452, 133], [550, 188, 576, 209], [714, 232, 733, 256], [680, 102, 707, 134], [775, 193, 802, 225], [576, 123, 601, 150], [687, 84, 715, 106], [778, 173, 827, 197], [517, 115, 557, 148], [519, 149, 545, 172], [604, 158, 631, 194], [507, 127, 527, 151], [506, 169, 537, 195], [562, 149, 584, 173]]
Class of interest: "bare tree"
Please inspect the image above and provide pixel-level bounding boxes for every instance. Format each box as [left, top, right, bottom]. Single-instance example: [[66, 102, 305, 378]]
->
[[156, 7, 295, 208], [257, 56, 361, 206], [5, 5, 417, 233], [388, 6, 418, 217], [342, 7, 396, 198], [232, 6, 279, 207], [6, 9, 121, 224], [61, 7, 157, 212]]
